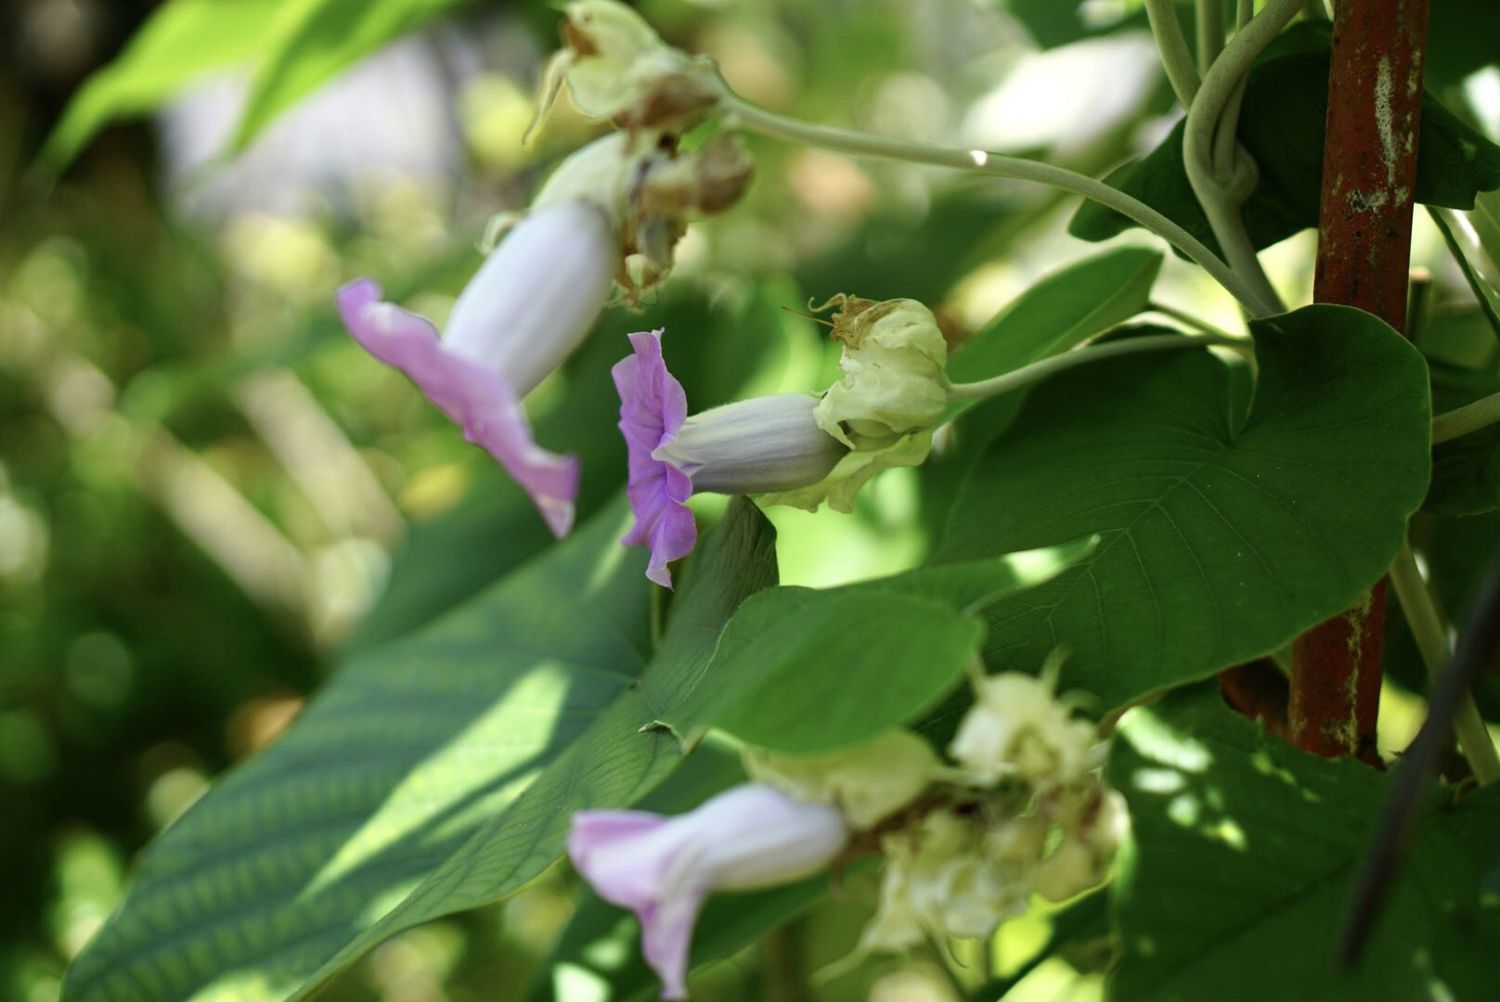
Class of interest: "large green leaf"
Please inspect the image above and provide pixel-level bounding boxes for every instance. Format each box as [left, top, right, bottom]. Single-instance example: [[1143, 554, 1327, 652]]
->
[[920, 249, 1166, 542], [63, 500, 780, 1001], [664, 539, 1096, 753], [62, 502, 649, 1001], [298, 501, 779, 998], [1109, 687, 1500, 1000], [38, 0, 281, 171], [939, 306, 1431, 710], [1070, 22, 1500, 255]]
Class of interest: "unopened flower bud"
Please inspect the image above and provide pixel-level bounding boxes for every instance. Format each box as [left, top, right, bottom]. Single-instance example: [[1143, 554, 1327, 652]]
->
[[761, 296, 948, 513], [568, 783, 848, 1000], [948, 672, 1098, 789], [337, 198, 618, 538], [742, 731, 940, 830], [613, 329, 848, 587], [536, 0, 721, 136]]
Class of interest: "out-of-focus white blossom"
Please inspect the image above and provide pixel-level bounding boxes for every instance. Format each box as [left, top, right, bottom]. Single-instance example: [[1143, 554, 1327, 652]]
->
[[860, 810, 1032, 951], [948, 671, 1100, 789]]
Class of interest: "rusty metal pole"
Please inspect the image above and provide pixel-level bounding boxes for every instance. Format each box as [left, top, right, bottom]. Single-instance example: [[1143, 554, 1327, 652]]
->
[[1288, 0, 1431, 762]]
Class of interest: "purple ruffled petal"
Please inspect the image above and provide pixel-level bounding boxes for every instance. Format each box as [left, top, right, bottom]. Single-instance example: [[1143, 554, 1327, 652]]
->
[[337, 278, 579, 537], [611, 329, 696, 587]]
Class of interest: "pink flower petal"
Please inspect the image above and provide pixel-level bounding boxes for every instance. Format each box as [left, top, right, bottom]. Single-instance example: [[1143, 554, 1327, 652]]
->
[[639, 891, 706, 1000], [337, 278, 580, 537], [611, 329, 696, 587], [568, 785, 849, 1000]]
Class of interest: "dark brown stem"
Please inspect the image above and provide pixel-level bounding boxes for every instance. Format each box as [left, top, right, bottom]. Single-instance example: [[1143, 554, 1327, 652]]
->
[[1288, 0, 1431, 762], [1218, 659, 1290, 738]]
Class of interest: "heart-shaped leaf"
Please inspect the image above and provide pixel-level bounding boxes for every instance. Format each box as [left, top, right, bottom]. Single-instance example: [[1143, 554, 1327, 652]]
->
[[939, 305, 1430, 710]]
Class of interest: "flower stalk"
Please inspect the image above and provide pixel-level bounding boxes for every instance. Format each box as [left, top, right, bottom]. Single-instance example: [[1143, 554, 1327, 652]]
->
[[717, 90, 1278, 316], [944, 333, 1246, 402]]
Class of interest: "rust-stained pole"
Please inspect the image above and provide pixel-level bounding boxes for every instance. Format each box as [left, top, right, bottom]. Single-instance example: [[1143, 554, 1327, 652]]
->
[[1288, 0, 1431, 761]]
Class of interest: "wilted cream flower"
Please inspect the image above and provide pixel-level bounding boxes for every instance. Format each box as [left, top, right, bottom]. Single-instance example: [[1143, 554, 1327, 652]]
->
[[742, 730, 941, 830], [1034, 785, 1127, 902], [762, 296, 948, 513], [535, 0, 721, 135], [948, 671, 1099, 789], [523, 130, 753, 299], [860, 810, 1031, 952]]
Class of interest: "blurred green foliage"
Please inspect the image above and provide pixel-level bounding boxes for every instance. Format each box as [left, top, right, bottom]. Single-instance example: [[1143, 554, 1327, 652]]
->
[[5, 0, 1500, 1000]]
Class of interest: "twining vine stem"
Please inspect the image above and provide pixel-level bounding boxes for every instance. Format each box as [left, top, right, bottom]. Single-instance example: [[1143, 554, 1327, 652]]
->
[[1145, 0, 1201, 106], [944, 334, 1245, 402], [1386, 543, 1500, 784], [718, 91, 1281, 317], [1195, 0, 1226, 75], [1179, 0, 1302, 318]]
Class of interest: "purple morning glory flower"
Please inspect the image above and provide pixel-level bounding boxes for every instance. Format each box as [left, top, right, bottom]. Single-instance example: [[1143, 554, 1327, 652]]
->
[[611, 329, 847, 586], [337, 199, 618, 537], [567, 783, 848, 999]]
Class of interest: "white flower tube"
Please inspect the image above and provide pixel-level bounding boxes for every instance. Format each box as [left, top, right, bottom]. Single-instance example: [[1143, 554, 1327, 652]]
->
[[654, 393, 848, 494], [439, 200, 618, 395]]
